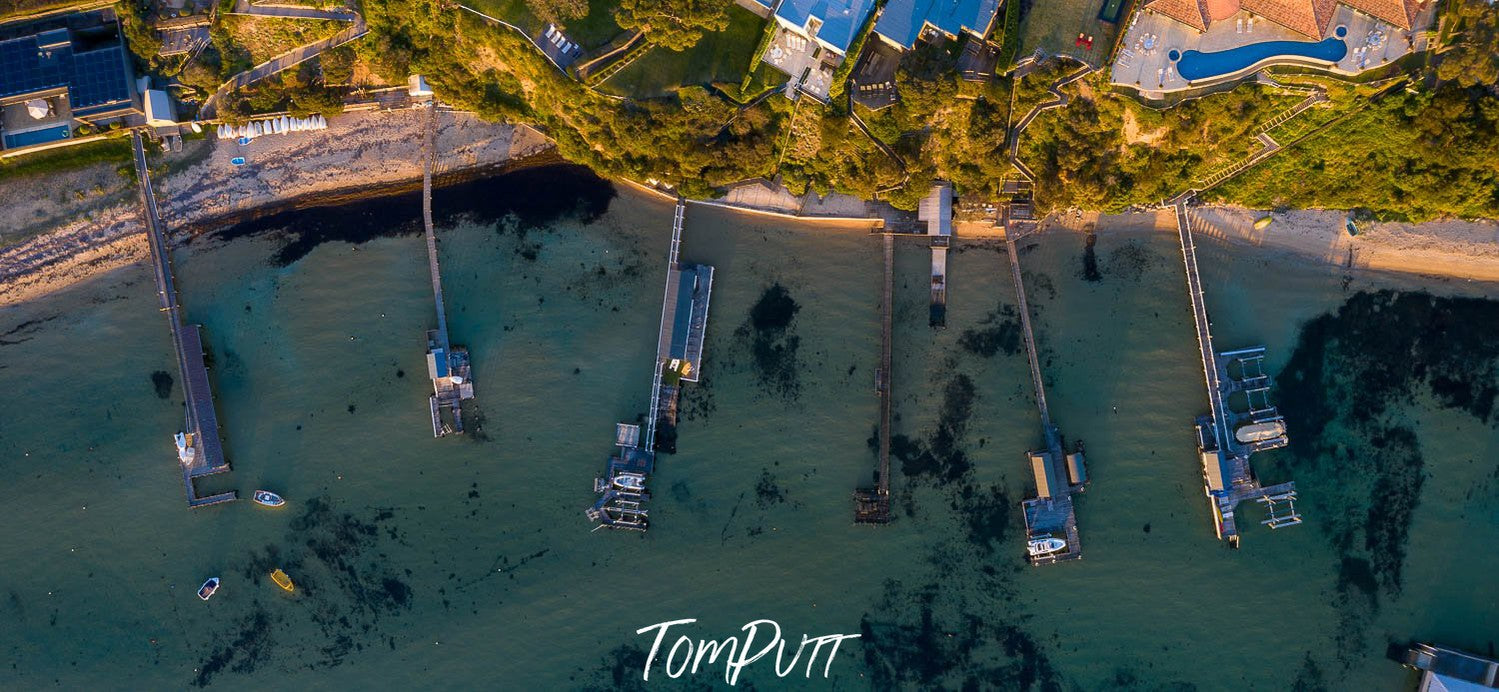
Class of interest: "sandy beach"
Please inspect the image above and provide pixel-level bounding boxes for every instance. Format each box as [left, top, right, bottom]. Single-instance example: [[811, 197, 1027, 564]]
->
[[4, 105, 1499, 309], [0, 108, 550, 307], [1040, 206, 1499, 284]]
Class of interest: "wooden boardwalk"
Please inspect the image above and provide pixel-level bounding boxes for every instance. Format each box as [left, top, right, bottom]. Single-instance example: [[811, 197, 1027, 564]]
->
[[132, 133, 236, 508], [1174, 200, 1228, 447]]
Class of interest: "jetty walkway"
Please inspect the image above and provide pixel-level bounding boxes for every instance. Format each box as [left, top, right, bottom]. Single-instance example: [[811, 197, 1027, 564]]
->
[[132, 133, 236, 508], [420, 103, 474, 437], [588, 199, 714, 531], [1171, 197, 1301, 545], [855, 234, 895, 523]]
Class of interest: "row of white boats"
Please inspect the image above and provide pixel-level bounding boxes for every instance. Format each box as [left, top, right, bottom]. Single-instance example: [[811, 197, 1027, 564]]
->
[[214, 114, 329, 141]]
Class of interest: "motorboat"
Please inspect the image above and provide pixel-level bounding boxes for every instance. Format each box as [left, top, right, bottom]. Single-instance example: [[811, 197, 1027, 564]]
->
[[198, 577, 220, 601], [270, 569, 294, 593], [1235, 420, 1286, 444], [175, 432, 196, 465], [613, 474, 646, 492], [252, 490, 285, 508], [1027, 537, 1067, 557]]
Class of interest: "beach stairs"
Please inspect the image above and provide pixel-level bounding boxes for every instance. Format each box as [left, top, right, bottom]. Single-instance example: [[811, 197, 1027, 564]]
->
[[583, 38, 652, 86], [1192, 87, 1326, 191]]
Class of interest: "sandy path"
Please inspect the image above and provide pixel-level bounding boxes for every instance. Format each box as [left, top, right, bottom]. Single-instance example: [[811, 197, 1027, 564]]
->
[[0, 109, 551, 307]]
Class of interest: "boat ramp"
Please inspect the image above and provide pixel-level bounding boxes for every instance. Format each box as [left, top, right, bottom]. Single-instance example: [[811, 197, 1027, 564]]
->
[[1003, 197, 1089, 565], [1174, 198, 1302, 546], [587, 200, 714, 531], [420, 102, 475, 437], [132, 132, 236, 508]]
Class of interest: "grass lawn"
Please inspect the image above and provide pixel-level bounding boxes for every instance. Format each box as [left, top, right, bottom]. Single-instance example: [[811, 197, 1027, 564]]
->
[[1015, 0, 1121, 67], [223, 16, 343, 64], [463, 0, 625, 51], [597, 5, 766, 98], [0, 137, 132, 183]]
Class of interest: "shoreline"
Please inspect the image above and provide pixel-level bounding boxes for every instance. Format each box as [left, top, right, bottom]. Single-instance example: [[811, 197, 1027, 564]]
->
[[5, 108, 1499, 309], [1, 108, 552, 308], [1033, 206, 1499, 285]]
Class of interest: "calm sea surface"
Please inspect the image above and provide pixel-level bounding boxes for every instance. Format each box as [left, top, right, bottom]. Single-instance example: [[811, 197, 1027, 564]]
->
[[1, 167, 1495, 689]]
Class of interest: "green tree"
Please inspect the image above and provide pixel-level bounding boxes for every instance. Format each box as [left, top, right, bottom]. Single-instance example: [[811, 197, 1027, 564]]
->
[[615, 0, 729, 51]]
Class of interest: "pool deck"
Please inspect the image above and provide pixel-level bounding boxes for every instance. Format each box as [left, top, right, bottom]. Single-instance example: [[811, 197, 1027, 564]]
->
[[1111, 3, 1436, 95]]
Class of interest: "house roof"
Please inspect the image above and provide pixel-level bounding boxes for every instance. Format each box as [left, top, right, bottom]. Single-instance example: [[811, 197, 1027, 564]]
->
[[1340, 0, 1419, 29], [1240, 0, 1338, 39], [775, 0, 877, 53], [1147, 0, 1356, 38], [0, 20, 131, 113], [1145, 0, 1210, 31], [873, 0, 1001, 49]]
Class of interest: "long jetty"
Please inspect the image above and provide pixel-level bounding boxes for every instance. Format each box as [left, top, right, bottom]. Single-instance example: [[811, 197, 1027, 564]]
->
[[132, 132, 236, 508], [588, 199, 714, 531], [855, 233, 895, 523], [420, 102, 474, 437], [1003, 201, 1085, 565], [1172, 197, 1301, 545]]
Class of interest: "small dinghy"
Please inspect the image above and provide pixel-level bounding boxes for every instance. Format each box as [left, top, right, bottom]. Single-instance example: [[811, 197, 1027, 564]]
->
[[253, 490, 285, 507], [270, 569, 294, 593], [1027, 537, 1067, 557], [198, 577, 220, 601]]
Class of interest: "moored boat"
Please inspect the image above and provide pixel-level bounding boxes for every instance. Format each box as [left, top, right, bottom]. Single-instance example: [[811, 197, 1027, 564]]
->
[[1027, 537, 1067, 557], [270, 569, 294, 593], [252, 490, 286, 507], [175, 432, 196, 465], [198, 577, 220, 601]]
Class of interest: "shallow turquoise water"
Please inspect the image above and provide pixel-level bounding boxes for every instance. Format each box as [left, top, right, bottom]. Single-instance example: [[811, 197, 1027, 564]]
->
[[0, 175, 1495, 689]]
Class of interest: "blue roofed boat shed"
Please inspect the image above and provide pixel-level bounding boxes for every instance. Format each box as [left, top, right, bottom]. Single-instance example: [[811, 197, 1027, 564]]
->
[[873, 0, 1002, 50]]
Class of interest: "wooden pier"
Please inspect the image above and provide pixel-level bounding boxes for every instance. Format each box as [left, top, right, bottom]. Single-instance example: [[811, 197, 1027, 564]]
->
[[132, 132, 236, 508], [1173, 198, 1301, 546], [855, 233, 895, 524], [1003, 201, 1086, 564], [589, 199, 714, 531], [420, 103, 474, 437]]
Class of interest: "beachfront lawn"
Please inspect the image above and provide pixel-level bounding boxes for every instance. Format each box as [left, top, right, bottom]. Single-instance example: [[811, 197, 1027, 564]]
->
[[595, 5, 766, 98], [0, 137, 133, 183], [463, 0, 625, 51], [1015, 0, 1121, 67]]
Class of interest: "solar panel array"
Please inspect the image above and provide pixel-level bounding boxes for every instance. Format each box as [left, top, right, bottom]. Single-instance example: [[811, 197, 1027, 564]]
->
[[0, 33, 129, 110], [70, 48, 128, 108]]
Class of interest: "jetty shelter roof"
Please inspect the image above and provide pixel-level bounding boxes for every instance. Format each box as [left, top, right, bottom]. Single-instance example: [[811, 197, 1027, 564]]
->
[[874, 0, 1001, 49]]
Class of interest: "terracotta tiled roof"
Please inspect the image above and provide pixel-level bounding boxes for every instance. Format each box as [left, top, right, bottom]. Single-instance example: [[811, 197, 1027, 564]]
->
[[1339, 0, 1418, 29], [1241, 0, 1338, 38], [1146, 0, 1210, 31]]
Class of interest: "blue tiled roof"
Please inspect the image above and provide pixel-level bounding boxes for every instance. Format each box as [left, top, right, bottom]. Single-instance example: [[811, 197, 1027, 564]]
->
[[774, 0, 877, 53], [0, 30, 130, 111], [873, 0, 1001, 49]]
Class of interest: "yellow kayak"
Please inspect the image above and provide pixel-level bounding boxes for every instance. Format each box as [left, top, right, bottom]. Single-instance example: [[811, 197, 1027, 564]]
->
[[270, 569, 294, 593]]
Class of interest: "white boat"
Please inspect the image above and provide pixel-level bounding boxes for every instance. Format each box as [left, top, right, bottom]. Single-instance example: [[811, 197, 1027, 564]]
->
[[253, 490, 286, 507], [613, 474, 645, 491], [1027, 537, 1067, 557], [1235, 420, 1286, 444], [175, 432, 196, 465], [198, 577, 220, 601]]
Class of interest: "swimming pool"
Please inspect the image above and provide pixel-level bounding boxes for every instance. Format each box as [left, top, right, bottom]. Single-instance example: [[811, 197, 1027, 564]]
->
[[1174, 33, 1348, 81]]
